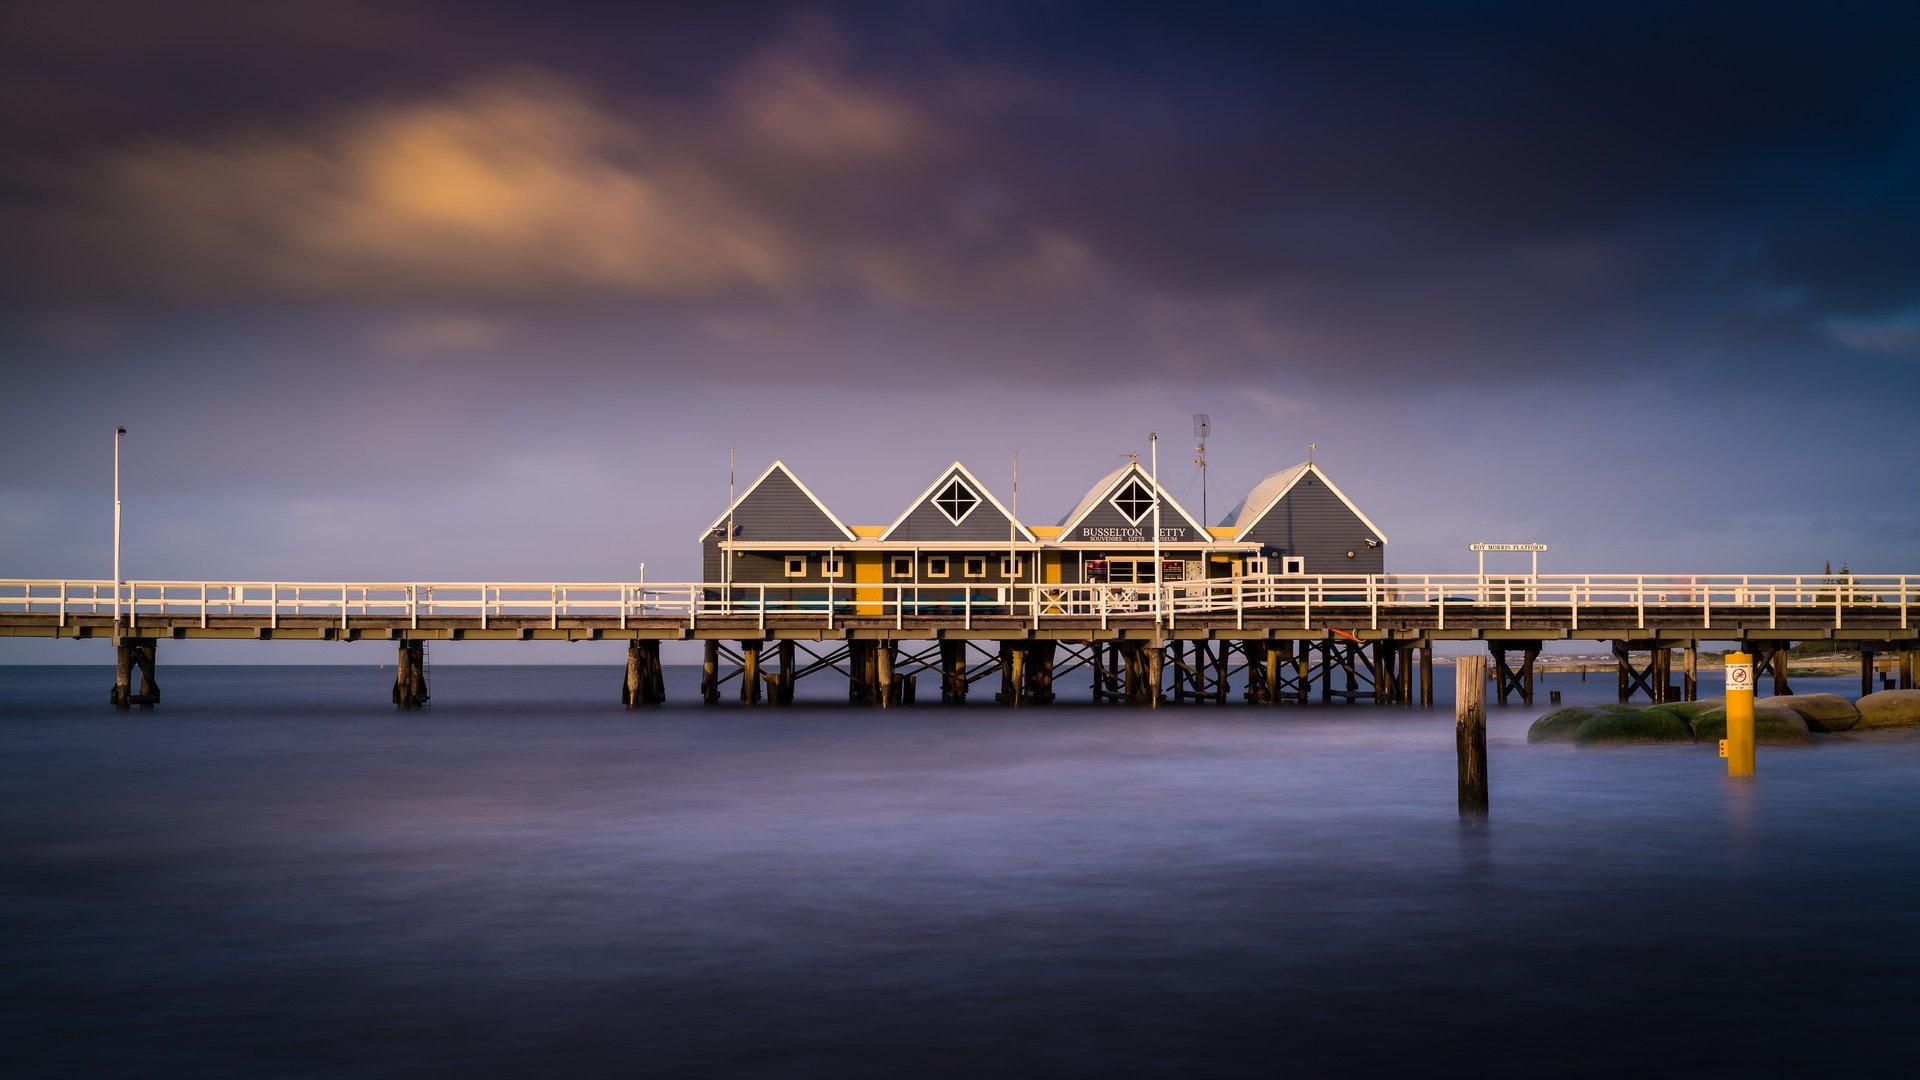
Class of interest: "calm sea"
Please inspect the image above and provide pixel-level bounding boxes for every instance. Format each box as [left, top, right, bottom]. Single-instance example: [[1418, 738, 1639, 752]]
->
[[3, 663, 1916, 1078]]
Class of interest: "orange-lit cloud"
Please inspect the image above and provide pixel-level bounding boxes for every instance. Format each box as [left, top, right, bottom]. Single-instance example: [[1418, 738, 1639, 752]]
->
[[3, 41, 1092, 313]]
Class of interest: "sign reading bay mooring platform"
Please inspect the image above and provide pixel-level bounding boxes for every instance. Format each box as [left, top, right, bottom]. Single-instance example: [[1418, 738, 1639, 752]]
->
[[1468, 543, 1548, 552]]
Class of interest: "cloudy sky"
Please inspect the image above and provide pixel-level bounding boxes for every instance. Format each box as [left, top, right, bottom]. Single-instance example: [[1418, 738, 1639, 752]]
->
[[3, 2, 1916, 659]]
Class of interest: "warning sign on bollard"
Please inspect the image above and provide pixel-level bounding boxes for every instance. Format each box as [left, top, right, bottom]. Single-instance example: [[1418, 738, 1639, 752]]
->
[[1726, 663, 1753, 692]]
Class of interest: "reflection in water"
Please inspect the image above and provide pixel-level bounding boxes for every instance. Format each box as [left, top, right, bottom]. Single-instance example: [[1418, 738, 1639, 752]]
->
[[3, 665, 1917, 1077]]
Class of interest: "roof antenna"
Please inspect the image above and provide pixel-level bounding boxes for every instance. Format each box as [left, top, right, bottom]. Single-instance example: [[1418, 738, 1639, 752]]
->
[[1192, 413, 1210, 527], [1307, 441, 1316, 466]]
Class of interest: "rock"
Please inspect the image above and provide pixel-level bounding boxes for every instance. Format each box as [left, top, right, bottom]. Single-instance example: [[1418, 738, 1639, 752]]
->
[[1573, 707, 1694, 746], [1855, 689, 1920, 729], [1657, 698, 1723, 721], [1691, 705, 1815, 747], [1757, 692, 1860, 732], [1528, 706, 1599, 744]]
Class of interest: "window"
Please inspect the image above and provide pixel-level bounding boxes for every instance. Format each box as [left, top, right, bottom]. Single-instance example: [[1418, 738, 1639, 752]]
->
[[1109, 477, 1156, 525], [999, 555, 1022, 576], [927, 555, 950, 578], [932, 478, 981, 525], [963, 555, 987, 578], [822, 554, 843, 578], [784, 555, 807, 578], [890, 555, 913, 578], [1281, 556, 1305, 575]]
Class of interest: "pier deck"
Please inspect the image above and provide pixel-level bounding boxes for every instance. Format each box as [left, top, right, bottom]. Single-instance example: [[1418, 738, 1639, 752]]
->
[[5, 575, 1914, 708]]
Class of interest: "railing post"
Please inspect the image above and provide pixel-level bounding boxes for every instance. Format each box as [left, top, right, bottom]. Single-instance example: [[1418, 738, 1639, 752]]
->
[[341, 583, 349, 630], [481, 584, 489, 630]]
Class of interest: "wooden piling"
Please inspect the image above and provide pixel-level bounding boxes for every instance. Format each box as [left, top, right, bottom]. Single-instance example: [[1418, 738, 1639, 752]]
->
[[1005, 644, 1024, 708], [701, 640, 720, 704], [941, 640, 968, 703], [623, 641, 642, 707], [111, 639, 134, 709], [1146, 645, 1164, 708], [1683, 644, 1699, 702], [740, 640, 761, 705], [1861, 649, 1875, 700], [392, 640, 427, 709], [1420, 643, 1434, 707], [777, 639, 795, 704], [876, 641, 896, 708], [111, 637, 162, 710], [1456, 654, 1488, 818]]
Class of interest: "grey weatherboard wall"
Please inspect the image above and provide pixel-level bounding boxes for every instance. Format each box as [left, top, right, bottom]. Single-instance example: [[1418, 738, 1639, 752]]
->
[[701, 468, 849, 582], [887, 470, 1024, 542], [1065, 487, 1201, 544], [1238, 472, 1384, 575]]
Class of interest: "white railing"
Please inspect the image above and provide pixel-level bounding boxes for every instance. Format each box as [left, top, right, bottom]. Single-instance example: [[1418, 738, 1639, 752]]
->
[[0, 575, 1912, 633]]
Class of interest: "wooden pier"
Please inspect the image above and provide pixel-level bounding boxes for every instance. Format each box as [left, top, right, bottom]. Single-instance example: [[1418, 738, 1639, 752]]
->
[[3, 575, 1915, 710]]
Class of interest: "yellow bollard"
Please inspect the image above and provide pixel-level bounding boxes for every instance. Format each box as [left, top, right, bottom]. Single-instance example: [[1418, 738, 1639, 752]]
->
[[1725, 650, 1755, 778]]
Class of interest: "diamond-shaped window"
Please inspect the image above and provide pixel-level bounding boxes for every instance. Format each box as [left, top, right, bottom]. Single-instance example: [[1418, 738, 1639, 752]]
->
[[933, 478, 981, 525], [1110, 477, 1156, 525]]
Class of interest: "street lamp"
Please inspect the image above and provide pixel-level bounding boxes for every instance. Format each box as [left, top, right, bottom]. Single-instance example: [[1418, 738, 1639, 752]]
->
[[114, 426, 125, 637]]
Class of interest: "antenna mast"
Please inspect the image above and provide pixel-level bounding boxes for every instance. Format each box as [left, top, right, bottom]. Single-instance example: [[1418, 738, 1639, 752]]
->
[[1192, 413, 1210, 526]]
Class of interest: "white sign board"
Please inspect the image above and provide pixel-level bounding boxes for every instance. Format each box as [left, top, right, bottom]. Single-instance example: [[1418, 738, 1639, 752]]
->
[[1469, 543, 1548, 552], [1726, 663, 1754, 693]]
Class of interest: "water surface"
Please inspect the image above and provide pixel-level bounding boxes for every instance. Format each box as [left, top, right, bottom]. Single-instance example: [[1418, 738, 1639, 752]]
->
[[3, 665, 1915, 1077]]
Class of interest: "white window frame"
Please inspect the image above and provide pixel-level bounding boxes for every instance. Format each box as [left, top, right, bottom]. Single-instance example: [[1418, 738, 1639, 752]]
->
[[1109, 477, 1156, 526], [931, 478, 982, 526], [999, 555, 1022, 577], [784, 555, 808, 578], [1281, 556, 1305, 575], [926, 555, 950, 579], [889, 554, 913, 578], [822, 554, 843, 578], [963, 555, 987, 578]]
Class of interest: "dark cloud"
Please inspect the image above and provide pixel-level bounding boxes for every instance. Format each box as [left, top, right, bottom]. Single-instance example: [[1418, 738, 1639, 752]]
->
[[2, 1, 1917, 393]]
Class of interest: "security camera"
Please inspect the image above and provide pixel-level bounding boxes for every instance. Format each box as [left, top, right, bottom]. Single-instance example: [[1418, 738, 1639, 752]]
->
[[1364, 538, 1379, 549]]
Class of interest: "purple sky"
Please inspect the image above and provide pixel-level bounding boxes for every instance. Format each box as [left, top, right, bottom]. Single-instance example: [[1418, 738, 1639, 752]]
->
[[3, 2, 1917, 661]]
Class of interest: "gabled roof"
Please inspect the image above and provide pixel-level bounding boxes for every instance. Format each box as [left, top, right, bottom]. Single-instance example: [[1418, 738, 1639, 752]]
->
[[697, 459, 857, 542], [1056, 460, 1208, 537], [879, 460, 1038, 543], [1223, 461, 1389, 545]]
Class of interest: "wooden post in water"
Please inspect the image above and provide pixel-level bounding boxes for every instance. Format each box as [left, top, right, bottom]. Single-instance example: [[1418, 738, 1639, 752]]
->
[[1456, 654, 1488, 818], [111, 638, 134, 709], [1146, 645, 1164, 708], [876, 641, 896, 708], [777, 639, 795, 704], [701, 641, 719, 704], [1420, 643, 1434, 707], [1684, 644, 1699, 702], [1860, 649, 1875, 700], [740, 640, 761, 705], [941, 640, 967, 702], [392, 640, 426, 709], [623, 641, 643, 708]]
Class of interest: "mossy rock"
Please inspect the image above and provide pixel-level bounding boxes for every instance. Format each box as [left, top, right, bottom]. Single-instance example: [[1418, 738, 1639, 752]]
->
[[1757, 692, 1859, 732], [1573, 707, 1695, 746], [1691, 705, 1814, 747], [1855, 689, 1920, 730], [1655, 699, 1723, 721], [1528, 706, 1600, 743]]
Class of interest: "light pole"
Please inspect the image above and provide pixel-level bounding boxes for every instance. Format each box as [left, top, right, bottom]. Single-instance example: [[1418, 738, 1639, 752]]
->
[[1149, 432, 1160, 622], [113, 426, 125, 638]]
